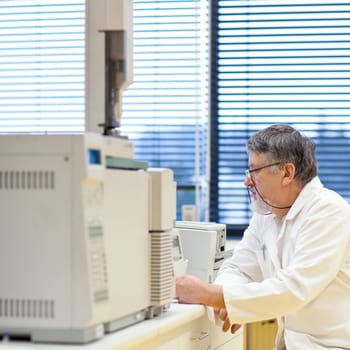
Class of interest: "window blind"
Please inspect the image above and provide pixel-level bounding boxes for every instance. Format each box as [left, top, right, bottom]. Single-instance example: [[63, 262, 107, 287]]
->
[[0, 1, 85, 134], [210, 0, 350, 233], [122, 0, 209, 219]]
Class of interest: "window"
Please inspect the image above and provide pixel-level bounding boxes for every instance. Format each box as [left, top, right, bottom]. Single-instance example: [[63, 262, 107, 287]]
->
[[4, 1, 349, 232], [121, 0, 209, 220], [0, 1, 85, 134], [210, 0, 350, 234]]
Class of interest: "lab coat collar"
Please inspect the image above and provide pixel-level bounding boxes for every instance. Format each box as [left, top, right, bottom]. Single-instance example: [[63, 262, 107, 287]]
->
[[284, 177, 322, 221]]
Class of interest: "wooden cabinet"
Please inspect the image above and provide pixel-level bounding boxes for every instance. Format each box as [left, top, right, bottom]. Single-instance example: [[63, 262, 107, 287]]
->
[[247, 319, 277, 350]]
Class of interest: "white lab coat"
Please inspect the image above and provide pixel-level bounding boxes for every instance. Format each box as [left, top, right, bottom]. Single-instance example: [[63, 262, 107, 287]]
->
[[215, 177, 350, 350]]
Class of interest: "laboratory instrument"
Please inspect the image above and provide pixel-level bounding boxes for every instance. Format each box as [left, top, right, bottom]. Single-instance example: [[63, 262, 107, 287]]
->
[[176, 221, 233, 283]]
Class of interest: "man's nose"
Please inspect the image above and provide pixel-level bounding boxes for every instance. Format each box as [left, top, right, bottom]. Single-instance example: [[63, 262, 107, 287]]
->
[[244, 176, 253, 187]]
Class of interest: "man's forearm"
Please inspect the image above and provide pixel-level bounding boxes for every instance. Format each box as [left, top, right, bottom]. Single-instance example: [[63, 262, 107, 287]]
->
[[176, 275, 226, 309]]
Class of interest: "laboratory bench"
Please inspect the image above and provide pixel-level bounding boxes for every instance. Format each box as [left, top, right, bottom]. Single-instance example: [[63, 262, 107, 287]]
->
[[2, 303, 244, 350]]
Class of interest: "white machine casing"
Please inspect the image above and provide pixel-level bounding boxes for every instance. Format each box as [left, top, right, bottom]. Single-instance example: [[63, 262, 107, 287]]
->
[[147, 168, 178, 315], [0, 134, 178, 343], [176, 221, 233, 283], [148, 168, 176, 232], [86, 0, 133, 133]]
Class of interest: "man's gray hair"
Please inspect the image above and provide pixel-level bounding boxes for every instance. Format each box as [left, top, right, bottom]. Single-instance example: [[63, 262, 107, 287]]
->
[[247, 124, 318, 186]]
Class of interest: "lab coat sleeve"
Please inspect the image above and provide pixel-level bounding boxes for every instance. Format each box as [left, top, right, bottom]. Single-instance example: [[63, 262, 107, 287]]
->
[[215, 214, 264, 285], [220, 198, 350, 324], [209, 215, 264, 327]]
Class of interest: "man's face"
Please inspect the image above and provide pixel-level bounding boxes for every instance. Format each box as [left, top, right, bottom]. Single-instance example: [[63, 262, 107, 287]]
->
[[245, 152, 283, 214]]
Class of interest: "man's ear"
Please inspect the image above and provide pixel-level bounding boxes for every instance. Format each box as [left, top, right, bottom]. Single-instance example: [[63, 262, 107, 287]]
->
[[282, 163, 295, 185]]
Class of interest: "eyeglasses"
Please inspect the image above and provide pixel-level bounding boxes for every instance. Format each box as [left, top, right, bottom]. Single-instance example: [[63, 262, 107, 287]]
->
[[245, 162, 281, 179]]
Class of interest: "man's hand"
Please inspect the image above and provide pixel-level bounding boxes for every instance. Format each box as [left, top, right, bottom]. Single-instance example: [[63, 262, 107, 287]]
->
[[176, 275, 208, 304], [176, 275, 225, 309], [176, 276, 240, 334], [214, 307, 241, 334]]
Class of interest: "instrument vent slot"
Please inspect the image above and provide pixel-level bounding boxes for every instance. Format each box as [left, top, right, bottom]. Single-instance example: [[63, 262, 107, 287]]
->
[[0, 298, 55, 319], [150, 232, 174, 308], [0, 170, 55, 190]]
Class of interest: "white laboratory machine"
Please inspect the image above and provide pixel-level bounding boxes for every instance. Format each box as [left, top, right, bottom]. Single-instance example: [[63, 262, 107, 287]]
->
[[176, 221, 233, 283], [0, 0, 183, 344], [0, 134, 178, 343]]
